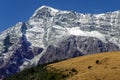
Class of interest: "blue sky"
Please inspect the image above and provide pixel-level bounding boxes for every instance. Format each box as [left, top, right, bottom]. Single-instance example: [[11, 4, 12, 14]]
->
[[0, 0, 120, 32]]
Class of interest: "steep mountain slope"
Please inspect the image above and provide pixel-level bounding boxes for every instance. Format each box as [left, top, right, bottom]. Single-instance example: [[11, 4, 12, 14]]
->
[[0, 5, 120, 79], [5, 52, 120, 80], [49, 52, 120, 80], [39, 36, 119, 64]]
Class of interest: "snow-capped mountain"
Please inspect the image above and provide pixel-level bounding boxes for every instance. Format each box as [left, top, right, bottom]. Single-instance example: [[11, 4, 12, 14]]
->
[[0, 5, 120, 79]]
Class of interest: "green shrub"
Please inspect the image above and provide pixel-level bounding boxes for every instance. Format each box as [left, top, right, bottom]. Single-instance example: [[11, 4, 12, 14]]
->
[[96, 60, 101, 64], [5, 65, 66, 80], [88, 65, 92, 69], [71, 68, 77, 73]]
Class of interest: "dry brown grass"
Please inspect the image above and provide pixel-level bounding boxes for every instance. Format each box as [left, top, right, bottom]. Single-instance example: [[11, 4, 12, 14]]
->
[[48, 52, 120, 80]]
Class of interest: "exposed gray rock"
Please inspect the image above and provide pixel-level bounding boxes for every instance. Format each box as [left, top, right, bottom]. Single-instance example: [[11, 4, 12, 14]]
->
[[1, 6, 120, 79], [39, 36, 119, 64], [0, 34, 43, 79]]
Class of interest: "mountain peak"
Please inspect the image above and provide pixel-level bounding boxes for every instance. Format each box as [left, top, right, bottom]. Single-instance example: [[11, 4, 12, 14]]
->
[[30, 5, 59, 19], [39, 5, 53, 9], [39, 5, 59, 12]]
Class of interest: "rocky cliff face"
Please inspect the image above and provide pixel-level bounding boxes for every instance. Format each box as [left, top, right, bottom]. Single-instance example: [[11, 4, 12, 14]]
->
[[39, 36, 119, 64], [0, 5, 120, 79], [0, 34, 43, 78]]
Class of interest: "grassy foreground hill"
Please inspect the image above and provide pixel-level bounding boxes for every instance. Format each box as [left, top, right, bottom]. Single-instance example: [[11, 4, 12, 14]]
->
[[5, 52, 120, 80], [49, 52, 120, 80]]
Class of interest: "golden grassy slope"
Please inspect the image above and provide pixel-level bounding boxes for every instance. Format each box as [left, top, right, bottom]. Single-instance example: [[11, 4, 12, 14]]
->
[[48, 52, 120, 80]]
